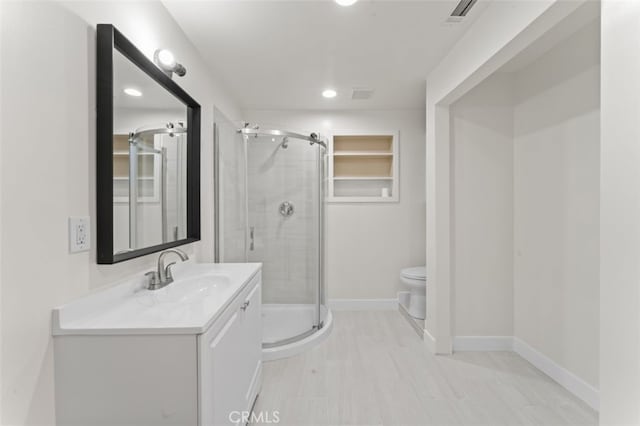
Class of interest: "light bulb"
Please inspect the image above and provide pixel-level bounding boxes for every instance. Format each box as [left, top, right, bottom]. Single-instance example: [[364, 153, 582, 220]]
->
[[157, 49, 176, 67]]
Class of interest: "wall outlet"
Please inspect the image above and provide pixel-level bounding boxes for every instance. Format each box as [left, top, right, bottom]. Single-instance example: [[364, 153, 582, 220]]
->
[[69, 216, 90, 253]]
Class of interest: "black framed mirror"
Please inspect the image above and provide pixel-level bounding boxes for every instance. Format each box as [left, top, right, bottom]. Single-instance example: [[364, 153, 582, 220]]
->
[[96, 24, 201, 264]]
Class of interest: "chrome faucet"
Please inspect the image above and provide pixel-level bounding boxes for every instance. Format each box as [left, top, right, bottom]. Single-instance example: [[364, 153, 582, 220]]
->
[[145, 248, 189, 290]]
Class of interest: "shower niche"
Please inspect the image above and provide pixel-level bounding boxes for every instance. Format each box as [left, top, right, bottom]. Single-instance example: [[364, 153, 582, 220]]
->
[[328, 131, 399, 202]]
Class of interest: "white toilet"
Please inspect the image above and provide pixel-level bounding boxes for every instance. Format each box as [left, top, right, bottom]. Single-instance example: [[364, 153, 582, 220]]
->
[[400, 266, 426, 319]]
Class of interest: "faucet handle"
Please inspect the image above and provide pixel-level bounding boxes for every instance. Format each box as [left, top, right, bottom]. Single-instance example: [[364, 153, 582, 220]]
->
[[145, 271, 159, 289], [165, 262, 177, 281]]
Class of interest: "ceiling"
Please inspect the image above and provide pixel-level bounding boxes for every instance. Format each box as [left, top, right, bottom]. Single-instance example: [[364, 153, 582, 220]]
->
[[163, 0, 487, 110], [499, 0, 600, 73]]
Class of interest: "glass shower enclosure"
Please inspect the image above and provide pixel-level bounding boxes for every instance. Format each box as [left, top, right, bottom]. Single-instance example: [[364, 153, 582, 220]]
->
[[214, 110, 330, 358]]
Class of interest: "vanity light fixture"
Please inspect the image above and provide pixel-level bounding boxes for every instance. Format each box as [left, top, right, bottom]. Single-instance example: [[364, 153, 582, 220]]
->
[[153, 48, 187, 78], [335, 0, 358, 6], [322, 89, 337, 98], [157, 49, 175, 67], [123, 88, 142, 97]]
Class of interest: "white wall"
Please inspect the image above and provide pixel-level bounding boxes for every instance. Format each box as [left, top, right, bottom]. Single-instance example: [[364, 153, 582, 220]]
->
[[450, 73, 514, 337], [0, 1, 240, 424], [425, 0, 587, 354], [242, 109, 426, 301], [513, 20, 600, 389], [448, 17, 600, 392], [600, 1, 640, 423]]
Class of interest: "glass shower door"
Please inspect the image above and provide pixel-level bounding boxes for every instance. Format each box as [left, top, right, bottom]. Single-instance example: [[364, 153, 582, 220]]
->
[[214, 109, 248, 262], [245, 134, 322, 346]]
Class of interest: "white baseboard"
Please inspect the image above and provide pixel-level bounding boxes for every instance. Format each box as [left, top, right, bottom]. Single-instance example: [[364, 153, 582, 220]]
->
[[328, 298, 398, 311], [397, 303, 424, 339], [327, 301, 600, 411], [513, 337, 599, 412], [453, 336, 514, 352], [397, 291, 410, 308], [451, 335, 599, 411], [423, 328, 436, 353]]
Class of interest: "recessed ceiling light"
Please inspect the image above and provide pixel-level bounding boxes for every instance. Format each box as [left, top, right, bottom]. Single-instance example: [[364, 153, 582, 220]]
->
[[123, 88, 142, 97], [335, 0, 358, 6], [322, 89, 337, 98]]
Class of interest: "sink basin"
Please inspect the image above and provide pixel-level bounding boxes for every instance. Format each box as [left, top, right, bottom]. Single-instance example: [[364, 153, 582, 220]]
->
[[51, 262, 262, 335], [136, 274, 231, 305]]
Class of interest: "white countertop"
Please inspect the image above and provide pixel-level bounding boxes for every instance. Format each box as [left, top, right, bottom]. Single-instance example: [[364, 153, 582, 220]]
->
[[52, 262, 262, 336]]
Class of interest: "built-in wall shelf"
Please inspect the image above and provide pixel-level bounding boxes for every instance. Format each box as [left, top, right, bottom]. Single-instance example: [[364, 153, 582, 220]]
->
[[333, 152, 393, 157], [328, 131, 399, 203], [333, 176, 394, 181]]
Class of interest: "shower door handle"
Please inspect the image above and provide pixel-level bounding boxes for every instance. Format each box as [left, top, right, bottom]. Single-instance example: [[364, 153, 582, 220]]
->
[[249, 226, 255, 251]]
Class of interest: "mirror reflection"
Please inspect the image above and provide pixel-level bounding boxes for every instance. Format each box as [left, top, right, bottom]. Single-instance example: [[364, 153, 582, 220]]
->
[[112, 49, 188, 255]]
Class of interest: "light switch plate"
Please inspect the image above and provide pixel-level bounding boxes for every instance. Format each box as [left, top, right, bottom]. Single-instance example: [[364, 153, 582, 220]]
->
[[69, 216, 90, 253]]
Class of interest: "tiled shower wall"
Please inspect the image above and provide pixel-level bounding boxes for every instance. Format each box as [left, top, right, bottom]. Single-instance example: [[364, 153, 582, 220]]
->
[[246, 137, 321, 304]]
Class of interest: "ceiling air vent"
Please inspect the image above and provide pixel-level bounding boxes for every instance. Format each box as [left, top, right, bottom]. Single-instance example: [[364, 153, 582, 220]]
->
[[447, 0, 478, 22], [351, 88, 374, 100]]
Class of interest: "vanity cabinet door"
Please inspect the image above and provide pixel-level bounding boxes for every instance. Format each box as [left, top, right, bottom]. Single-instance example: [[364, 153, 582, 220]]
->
[[240, 282, 262, 411], [199, 276, 262, 426], [201, 310, 245, 426]]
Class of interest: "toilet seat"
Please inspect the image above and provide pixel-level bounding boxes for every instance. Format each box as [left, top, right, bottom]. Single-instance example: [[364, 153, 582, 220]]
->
[[401, 266, 426, 281]]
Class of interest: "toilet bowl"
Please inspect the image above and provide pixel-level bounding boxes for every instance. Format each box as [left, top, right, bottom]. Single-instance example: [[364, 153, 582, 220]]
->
[[400, 266, 426, 320]]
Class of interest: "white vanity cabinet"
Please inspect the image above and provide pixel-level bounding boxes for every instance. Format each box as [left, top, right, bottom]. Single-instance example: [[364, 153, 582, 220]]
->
[[53, 263, 262, 426]]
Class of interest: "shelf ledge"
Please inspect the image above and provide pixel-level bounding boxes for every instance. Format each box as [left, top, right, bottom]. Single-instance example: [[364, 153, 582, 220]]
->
[[327, 196, 398, 203], [333, 176, 393, 181], [333, 151, 392, 156]]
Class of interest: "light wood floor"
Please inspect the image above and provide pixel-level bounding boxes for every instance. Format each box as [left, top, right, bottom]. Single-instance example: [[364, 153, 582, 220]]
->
[[253, 311, 597, 426]]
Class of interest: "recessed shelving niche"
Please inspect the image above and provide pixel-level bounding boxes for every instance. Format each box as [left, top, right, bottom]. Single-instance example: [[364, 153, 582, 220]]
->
[[328, 132, 399, 202]]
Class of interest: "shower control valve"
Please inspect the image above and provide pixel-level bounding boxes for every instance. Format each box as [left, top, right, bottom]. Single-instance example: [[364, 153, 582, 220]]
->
[[279, 201, 295, 217]]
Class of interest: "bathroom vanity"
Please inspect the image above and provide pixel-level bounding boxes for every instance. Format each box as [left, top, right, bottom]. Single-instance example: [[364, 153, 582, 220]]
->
[[52, 262, 262, 426]]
